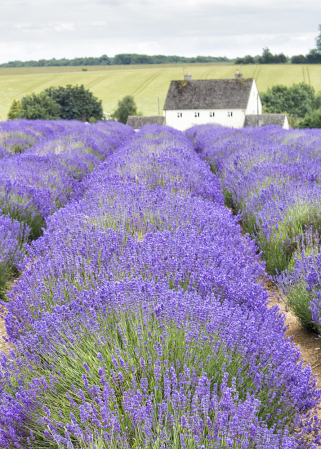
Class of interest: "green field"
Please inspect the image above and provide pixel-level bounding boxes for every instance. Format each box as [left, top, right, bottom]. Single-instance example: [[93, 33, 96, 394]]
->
[[1, 63, 321, 120]]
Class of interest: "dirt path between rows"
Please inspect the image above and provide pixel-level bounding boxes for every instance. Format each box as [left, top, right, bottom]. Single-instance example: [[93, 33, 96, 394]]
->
[[266, 281, 321, 392], [0, 308, 10, 358]]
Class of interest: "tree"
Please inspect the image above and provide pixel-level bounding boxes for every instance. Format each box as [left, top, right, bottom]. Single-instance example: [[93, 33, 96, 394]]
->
[[298, 108, 321, 128], [258, 48, 274, 64], [7, 99, 21, 119], [261, 82, 321, 118], [234, 55, 255, 64], [19, 93, 61, 120], [45, 84, 103, 121], [112, 95, 141, 124], [257, 48, 287, 64], [291, 54, 307, 64], [306, 49, 321, 64]]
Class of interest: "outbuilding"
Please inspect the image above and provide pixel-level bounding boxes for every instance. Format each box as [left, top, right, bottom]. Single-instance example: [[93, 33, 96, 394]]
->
[[244, 114, 289, 130], [127, 115, 166, 131]]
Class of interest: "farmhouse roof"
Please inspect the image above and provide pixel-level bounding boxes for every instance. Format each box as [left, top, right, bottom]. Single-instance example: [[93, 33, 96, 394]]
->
[[244, 114, 287, 127], [163, 78, 254, 110], [127, 116, 166, 128]]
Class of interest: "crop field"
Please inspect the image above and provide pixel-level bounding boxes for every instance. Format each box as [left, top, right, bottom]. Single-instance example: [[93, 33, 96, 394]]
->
[[1, 120, 321, 448], [1, 63, 321, 120]]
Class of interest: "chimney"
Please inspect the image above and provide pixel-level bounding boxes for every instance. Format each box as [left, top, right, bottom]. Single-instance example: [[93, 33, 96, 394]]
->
[[184, 72, 192, 81], [235, 68, 243, 79]]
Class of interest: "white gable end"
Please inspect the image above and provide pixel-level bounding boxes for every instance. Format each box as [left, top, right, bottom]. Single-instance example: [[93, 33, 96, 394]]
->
[[245, 80, 262, 115]]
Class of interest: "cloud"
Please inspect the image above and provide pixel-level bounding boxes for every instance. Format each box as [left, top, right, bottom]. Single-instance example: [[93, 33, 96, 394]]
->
[[0, 0, 320, 62]]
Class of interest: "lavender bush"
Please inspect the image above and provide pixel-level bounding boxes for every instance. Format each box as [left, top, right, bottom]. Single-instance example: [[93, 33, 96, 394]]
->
[[0, 214, 29, 296], [0, 125, 320, 448], [0, 119, 75, 156], [0, 119, 134, 298]]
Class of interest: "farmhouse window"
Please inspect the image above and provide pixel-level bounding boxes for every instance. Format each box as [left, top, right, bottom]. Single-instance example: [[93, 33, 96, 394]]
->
[[228, 112, 233, 117], [210, 112, 215, 117], [194, 112, 200, 117], [177, 112, 182, 118]]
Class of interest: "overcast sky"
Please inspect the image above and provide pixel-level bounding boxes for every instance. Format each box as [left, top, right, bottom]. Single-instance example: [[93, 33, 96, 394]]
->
[[0, 0, 320, 63]]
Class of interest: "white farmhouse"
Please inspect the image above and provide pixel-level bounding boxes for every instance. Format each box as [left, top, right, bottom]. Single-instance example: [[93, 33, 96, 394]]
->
[[163, 72, 262, 131]]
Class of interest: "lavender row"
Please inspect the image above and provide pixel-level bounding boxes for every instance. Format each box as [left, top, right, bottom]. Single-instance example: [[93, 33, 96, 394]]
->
[[0, 125, 319, 448], [186, 124, 321, 334], [187, 125, 321, 272], [0, 120, 134, 296], [0, 119, 83, 157]]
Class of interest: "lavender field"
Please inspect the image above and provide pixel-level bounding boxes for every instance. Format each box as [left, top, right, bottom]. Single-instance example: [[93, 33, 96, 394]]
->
[[0, 122, 321, 448]]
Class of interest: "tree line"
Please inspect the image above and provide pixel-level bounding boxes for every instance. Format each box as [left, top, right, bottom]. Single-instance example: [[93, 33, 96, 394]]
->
[[2, 25, 321, 69], [0, 54, 230, 68], [236, 25, 321, 65]]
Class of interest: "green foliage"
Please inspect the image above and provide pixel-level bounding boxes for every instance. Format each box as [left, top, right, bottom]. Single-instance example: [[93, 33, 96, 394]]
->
[[112, 95, 141, 124], [258, 48, 288, 64], [45, 84, 103, 121], [291, 54, 308, 64], [7, 99, 21, 119], [19, 92, 61, 120], [235, 48, 287, 65], [0, 53, 230, 68], [234, 55, 256, 64], [298, 108, 321, 128], [261, 82, 321, 119], [306, 49, 321, 64], [89, 116, 97, 123]]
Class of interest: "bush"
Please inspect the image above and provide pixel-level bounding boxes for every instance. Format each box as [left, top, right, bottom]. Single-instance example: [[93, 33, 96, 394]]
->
[[261, 82, 321, 118], [7, 99, 21, 120], [112, 95, 141, 124], [298, 108, 321, 128], [291, 55, 307, 64], [18, 92, 61, 120], [45, 84, 104, 121]]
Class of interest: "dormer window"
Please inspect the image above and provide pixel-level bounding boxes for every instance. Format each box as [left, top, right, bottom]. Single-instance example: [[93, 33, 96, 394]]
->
[[177, 112, 182, 118], [209, 112, 215, 117], [194, 112, 200, 117], [228, 112, 233, 117]]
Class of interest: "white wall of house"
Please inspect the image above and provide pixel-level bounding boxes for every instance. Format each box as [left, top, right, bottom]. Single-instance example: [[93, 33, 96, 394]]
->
[[245, 80, 262, 115], [164, 108, 246, 131]]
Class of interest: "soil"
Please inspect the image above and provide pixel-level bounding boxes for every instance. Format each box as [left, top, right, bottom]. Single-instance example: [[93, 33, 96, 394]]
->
[[266, 280, 321, 390], [0, 307, 10, 358]]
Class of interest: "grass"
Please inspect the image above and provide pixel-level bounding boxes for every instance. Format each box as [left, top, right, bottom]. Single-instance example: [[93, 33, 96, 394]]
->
[[1, 63, 321, 121]]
